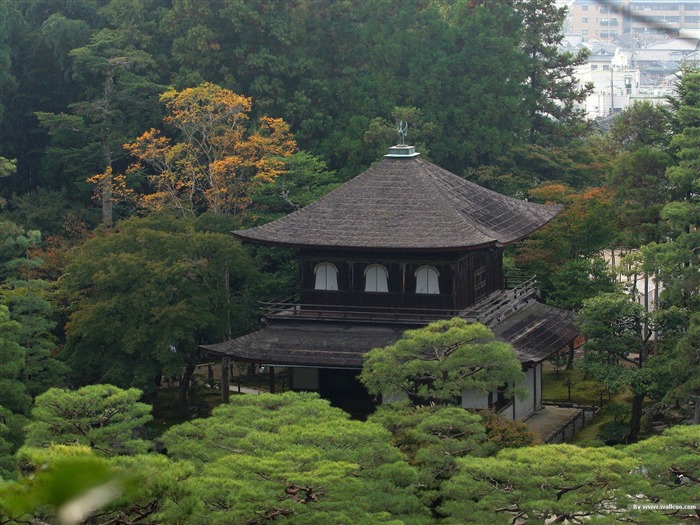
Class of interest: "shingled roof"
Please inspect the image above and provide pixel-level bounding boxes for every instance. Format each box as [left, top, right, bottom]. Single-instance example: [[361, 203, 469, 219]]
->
[[491, 302, 579, 365], [236, 154, 561, 250], [201, 323, 405, 368], [202, 301, 578, 368]]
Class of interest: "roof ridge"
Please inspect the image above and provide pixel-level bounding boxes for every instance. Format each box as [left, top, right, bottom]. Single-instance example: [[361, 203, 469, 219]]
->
[[417, 159, 502, 244]]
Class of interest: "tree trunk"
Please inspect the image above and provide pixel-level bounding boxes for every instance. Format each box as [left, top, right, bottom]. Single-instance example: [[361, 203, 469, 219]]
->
[[100, 71, 114, 228], [565, 341, 575, 370], [101, 164, 113, 228], [629, 391, 645, 442], [180, 361, 196, 405]]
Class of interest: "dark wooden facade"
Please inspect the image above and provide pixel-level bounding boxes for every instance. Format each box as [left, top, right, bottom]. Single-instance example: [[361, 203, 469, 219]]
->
[[298, 247, 504, 313], [203, 148, 580, 420]]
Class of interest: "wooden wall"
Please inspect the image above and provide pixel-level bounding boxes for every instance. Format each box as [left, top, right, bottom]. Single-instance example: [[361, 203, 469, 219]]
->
[[298, 247, 504, 312]]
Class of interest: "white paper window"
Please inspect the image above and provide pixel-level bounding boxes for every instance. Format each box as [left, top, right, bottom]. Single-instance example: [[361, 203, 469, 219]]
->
[[415, 266, 440, 294], [364, 264, 389, 292], [314, 262, 338, 290]]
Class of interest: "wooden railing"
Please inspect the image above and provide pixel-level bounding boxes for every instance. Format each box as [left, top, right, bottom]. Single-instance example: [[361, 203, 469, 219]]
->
[[504, 268, 534, 289], [260, 271, 539, 326], [260, 296, 460, 324], [460, 277, 538, 327]]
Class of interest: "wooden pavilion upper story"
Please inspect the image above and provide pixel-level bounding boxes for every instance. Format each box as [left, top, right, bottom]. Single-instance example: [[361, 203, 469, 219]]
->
[[234, 144, 561, 320], [203, 143, 579, 419]]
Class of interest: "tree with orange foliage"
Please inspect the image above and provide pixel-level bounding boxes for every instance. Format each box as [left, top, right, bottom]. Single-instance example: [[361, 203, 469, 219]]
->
[[518, 184, 616, 267], [125, 83, 296, 217], [516, 184, 618, 306]]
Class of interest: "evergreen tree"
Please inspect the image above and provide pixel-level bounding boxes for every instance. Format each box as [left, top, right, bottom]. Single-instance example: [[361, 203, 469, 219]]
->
[[25, 384, 153, 456], [61, 214, 259, 403], [516, 0, 592, 145], [360, 318, 525, 406]]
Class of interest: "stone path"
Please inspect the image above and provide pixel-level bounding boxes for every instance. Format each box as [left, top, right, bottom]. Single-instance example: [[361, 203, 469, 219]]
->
[[524, 405, 582, 443]]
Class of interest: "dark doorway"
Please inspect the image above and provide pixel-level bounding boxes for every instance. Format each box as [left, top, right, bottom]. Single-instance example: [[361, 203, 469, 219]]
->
[[318, 368, 377, 419]]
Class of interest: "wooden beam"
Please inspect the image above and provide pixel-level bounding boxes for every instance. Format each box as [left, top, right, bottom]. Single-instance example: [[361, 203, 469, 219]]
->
[[222, 357, 230, 402], [269, 366, 276, 393]]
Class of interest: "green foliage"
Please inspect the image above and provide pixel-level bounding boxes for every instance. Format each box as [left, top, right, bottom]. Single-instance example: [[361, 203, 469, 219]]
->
[[361, 318, 526, 406], [247, 151, 339, 223], [516, 0, 593, 145], [649, 69, 700, 309], [1, 284, 69, 398], [163, 392, 429, 524], [579, 293, 645, 366], [5, 188, 98, 237], [609, 100, 672, 151], [0, 305, 31, 416], [440, 443, 641, 524], [609, 146, 672, 245], [1, 444, 195, 525], [440, 425, 700, 523], [2, 0, 593, 204], [0, 406, 27, 480], [25, 384, 153, 456], [597, 420, 630, 445], [625, 425, 700, 515], [0, 304, 32, 478], [369, 403, 490, 511], [546, 256, 618, 311], [61, 214, 259, 400], [516, 185, 616, 291], [576, 292, 683, 440], [663, 312, 700, 406]]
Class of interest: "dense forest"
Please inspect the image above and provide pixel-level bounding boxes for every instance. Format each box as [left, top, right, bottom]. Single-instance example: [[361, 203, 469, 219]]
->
[[0, 0, 699, 523]]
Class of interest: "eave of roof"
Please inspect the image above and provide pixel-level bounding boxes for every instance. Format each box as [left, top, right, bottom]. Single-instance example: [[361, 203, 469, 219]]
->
[[201, 302, 578, 368], [491, 302, 580, 364], [235, 156, 561, 251]]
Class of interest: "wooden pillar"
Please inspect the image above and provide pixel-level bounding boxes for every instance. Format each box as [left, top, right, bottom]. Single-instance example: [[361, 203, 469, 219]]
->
[[691, 396, 700, 425], [269, 366, 276, 394], [221, 357, 230, 402], [654, 272, 660, 347], [566, 341, 575, 370]]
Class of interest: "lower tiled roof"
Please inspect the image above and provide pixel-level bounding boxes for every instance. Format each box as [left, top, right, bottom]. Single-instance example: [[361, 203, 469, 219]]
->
[[202, 302, 579, 368], [201, 323, 406, 368], [490, 302, 580, 364]]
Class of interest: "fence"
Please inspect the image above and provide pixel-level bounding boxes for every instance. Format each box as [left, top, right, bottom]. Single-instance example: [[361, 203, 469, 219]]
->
[[542, 402, 599, 444]]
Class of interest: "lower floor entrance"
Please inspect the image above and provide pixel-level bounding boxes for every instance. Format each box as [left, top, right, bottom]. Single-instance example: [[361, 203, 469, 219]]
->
[[317, 368, 377, 419]]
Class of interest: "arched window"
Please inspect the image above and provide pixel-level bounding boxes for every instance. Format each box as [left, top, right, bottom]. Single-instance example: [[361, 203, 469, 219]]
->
[[415, 265, 440, 294], [364, 264, 389, 292], [314, 262, 338, 291]]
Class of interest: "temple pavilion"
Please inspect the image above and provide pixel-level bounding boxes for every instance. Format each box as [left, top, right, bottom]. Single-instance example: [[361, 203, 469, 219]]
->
[[203, 143, 579, 419]]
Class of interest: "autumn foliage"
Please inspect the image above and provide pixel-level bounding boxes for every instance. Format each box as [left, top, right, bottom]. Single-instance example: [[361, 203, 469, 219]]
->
[[124, 83, 296, 216], [517, 184, 615, 270]]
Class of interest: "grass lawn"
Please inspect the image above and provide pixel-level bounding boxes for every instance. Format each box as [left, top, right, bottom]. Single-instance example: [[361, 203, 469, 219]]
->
[[147, 385, 225, 438], [541, 365, 633, 445], [541, 366, 608, 406], [571, 390, 633, 444]]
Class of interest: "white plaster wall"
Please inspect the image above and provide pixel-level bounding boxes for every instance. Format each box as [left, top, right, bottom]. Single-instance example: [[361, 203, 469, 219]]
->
[[291, 368, 319, 390], [535, 363, 543, 411], [514, 368, 535, 420], [461, 389, 490, 410], [382, 391, 409, 404]]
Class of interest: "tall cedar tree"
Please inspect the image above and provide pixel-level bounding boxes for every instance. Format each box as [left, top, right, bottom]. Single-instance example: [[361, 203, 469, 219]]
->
[[516, 0, 592, 144]]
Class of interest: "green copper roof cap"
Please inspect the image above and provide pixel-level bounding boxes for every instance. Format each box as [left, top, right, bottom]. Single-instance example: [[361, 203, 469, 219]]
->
[[385, 144, 420, 157]]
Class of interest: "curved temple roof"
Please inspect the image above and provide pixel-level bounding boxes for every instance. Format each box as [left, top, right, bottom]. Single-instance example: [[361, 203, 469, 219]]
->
[[236, 155, 561, 251]]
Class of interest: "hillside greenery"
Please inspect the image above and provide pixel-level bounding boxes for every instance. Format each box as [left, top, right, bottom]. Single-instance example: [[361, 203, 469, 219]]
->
[[0, 0, 699, 523]]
